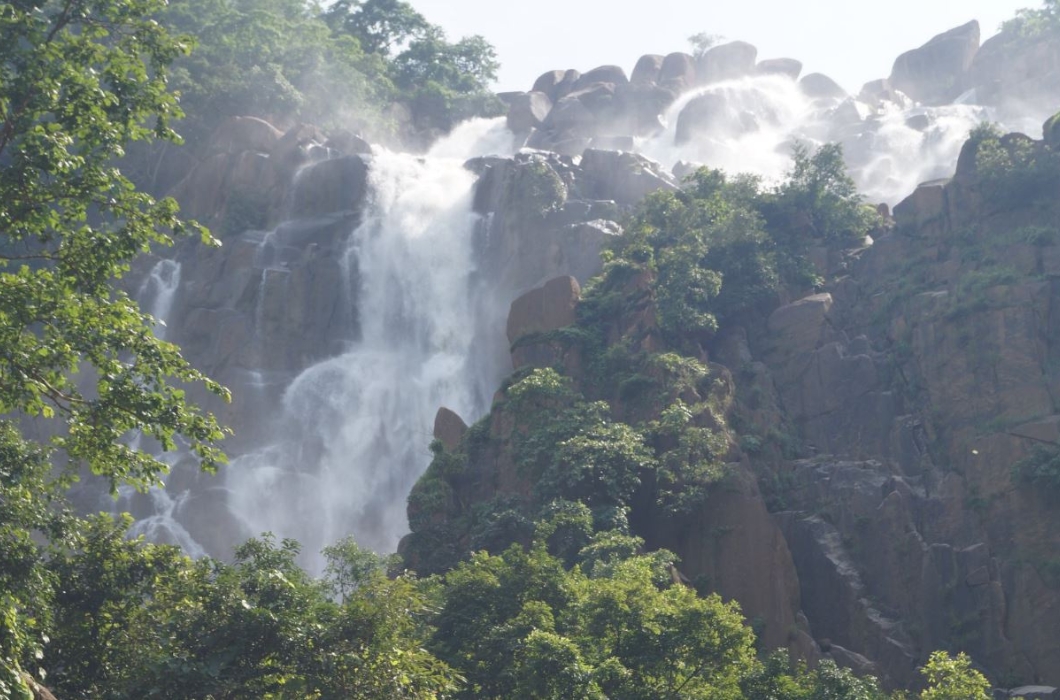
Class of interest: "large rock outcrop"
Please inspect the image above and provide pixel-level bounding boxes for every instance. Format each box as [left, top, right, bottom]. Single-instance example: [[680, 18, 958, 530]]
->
[[890, 20, 980, 104]]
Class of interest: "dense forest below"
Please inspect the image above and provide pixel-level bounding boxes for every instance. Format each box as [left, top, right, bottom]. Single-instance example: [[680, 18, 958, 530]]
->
[[3, 0, 1060, 698]]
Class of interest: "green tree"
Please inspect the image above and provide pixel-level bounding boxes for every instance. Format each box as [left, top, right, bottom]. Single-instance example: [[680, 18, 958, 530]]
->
[[1, 0, 227, 690], [391, 26, 503, 132], [323, 0, 430, 55], [765, 142, 879, 248], [919, 651, 990, 700], [428, 534, 757, 700], [160, 0, 388, 147], [1002, 0, 1060, 37]]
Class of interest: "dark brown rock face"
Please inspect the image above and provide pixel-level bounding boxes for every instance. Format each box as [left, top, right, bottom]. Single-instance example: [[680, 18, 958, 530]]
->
[[506, 276, 581, 347], [434, 407, 469, 452]]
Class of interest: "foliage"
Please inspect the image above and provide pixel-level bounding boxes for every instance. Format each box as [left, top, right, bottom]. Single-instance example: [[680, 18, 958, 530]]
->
[[967, 122, 1060, 210], [1001, 0, 1060, 37], [159, 0, 383, 144], [428, 536, 756, 700], [688, 32, 725, 59], [322, 535, 397, 602], [40, 530, 459, 699], [508, 369, 655, 518], [323, 0, 502, 134], [601, 152, 871, 349], [650, 399, 730, 513], [741, 651, 892, 700], [0, 423, 65, 695], [390, 27, 503, 132], [762, 142, 879, 249], [919, 651, 990, 700], [1012, 445, 1060, 495], [1, 0, 227, 688], [323, 0, 430, 55]]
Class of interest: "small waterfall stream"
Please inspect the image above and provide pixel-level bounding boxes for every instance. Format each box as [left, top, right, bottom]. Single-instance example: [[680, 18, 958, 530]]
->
[[137, 258, 181, 341]]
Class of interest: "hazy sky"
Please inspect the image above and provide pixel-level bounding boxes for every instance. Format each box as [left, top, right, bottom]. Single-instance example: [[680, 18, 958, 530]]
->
[[410, 0, 1031, 94]]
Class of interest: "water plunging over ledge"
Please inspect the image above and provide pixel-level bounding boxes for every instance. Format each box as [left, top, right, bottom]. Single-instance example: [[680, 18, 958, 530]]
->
[[222, 119, 518, 569]]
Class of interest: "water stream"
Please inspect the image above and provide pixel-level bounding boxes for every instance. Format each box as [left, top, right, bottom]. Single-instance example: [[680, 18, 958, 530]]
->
[[223, 119, 517, 569]]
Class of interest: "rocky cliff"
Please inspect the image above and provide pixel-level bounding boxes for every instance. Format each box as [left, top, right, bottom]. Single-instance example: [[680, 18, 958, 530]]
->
[[116, 17, 1060, 689], [400, 116, 1060, 688]]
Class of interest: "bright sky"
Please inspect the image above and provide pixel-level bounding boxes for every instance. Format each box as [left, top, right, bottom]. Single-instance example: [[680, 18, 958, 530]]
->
[[410, 0, 1032, 94]]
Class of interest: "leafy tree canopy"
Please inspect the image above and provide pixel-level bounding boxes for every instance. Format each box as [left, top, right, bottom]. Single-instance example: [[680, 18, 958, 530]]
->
[[1002, 0, 1060, 37], [1, 0, 228, 691]]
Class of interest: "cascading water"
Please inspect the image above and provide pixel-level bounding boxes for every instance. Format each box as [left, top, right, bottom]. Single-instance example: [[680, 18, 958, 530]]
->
[[224, 118, 517, 569], [636, 73, 997, 205], [116, 258, 207, 552], [137, 258, 182, 341]]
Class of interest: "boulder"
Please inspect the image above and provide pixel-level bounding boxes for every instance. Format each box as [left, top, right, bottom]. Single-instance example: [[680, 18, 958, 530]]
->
[[631, 54, 665, 84], [541, 95, 596, 135], [289, 155, 370, 219], [506, 276, 581, 346], [271, 123, 324, 172], [169, 150, 279, 228], [433, 407, 468, 452], [767, 293, 833, 356], [495, 91, 523, 106], [799, 72, 847, 100], [659, 52, 698, 93], [208, 116, 283, 154], [858, 78, 909, 109], [674, 92, 760, 145], [551, 219, 621, 285], [507, 91, 553, 132], [565, 82, 617, 115], [892, 180, 948, 233], [967, 28, 1060, 111], [890, 20, 980, 104], [697, 40, 758, 84], [572, 65, 629, 92], [532, 69, 581, 103], [675, 92, 722, 144], [613, 82, 678, 134], [1045, 111, 1060, 148], [756, 57, 803, 80], [577, 149, 678, 205], [322, 129, 372, 156]]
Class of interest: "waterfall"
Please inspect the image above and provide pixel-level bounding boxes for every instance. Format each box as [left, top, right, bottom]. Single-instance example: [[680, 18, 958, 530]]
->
[[224, 118, 517, 569], [137, 258, 182, 341], [637, 73, 995, 205]]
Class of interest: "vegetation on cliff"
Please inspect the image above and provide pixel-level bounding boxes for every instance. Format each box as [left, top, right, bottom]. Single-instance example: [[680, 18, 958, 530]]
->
[[158, 0, 501, 148], [3, 0, 1058, 695]]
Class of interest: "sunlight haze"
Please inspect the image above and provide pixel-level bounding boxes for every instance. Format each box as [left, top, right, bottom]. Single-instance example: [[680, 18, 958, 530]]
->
[[410, 0, 1030, 93]]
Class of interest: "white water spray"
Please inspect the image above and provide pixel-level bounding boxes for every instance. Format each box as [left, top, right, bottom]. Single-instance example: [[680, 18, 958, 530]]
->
[[224, 118, 516, 567], [137, 259, 181, 340], [637, 74, 995, 205]]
